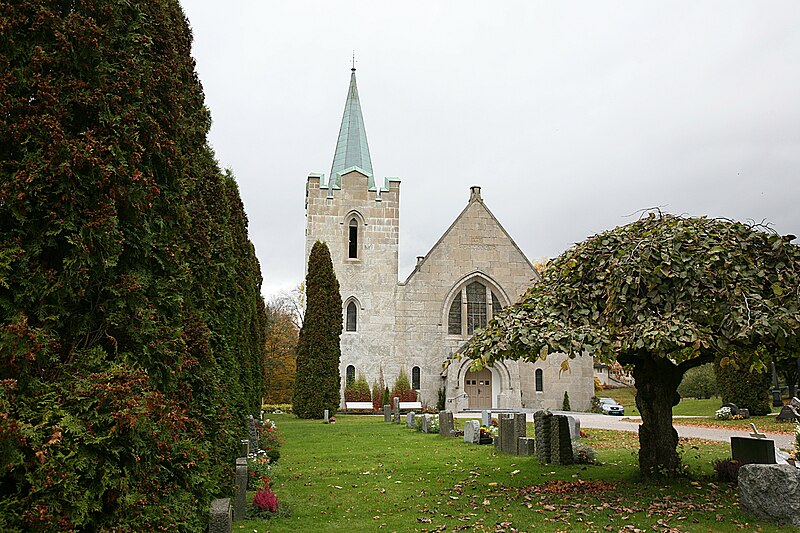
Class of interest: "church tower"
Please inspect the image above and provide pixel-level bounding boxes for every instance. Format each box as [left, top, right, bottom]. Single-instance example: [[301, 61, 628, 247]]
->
[[305, 68, 401, 388]]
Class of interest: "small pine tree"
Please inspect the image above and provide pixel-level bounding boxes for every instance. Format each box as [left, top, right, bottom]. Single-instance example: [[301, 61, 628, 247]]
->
[[391, 368, 418, 402], [293, 242, 342, 419], [562, 391, 571, 411], [372, 380, 383, 411], [383, 386, 390, 407]]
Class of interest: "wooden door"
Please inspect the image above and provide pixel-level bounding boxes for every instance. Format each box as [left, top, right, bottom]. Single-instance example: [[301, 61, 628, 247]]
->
[[465, 369, 492, 409]]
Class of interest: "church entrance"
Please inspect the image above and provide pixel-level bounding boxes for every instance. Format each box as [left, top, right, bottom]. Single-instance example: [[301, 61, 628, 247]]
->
[[464, 369, 492, 409]]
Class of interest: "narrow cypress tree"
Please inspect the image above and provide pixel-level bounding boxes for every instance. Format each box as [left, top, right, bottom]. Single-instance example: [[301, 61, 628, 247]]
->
[[293, 241, 342, 419]]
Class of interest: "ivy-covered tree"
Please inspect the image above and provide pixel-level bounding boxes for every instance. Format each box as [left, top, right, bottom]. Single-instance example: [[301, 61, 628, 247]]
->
[[463, 213, 800, 477], [293, 241, 342, 419], [0, 1, 265, 530]]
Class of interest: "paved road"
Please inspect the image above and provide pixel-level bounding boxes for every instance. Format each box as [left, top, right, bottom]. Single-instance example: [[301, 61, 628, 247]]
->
[[455, 411, 795, 453]]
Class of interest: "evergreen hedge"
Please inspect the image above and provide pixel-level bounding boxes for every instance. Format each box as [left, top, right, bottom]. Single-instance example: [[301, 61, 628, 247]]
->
[[293, 241, 342, 419], [715, 353, 771, 416], [0, 2, 266, 530]]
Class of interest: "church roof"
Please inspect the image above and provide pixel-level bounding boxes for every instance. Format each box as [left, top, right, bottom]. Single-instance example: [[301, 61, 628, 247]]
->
[[328, 68, 374, 189]]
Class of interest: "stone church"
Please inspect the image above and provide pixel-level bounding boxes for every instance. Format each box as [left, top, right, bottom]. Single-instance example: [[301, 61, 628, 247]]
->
[[305, 68, 593, 412]]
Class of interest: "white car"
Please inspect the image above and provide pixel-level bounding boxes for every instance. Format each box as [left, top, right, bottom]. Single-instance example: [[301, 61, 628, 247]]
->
[[598, 397, 624, 416]]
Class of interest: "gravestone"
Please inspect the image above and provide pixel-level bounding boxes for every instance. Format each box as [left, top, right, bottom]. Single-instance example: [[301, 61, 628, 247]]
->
[[493, 435, 501, 451], [566, 416, 581, 440], [421, 414, 430, 433], [721, 403, 740, 416], [324, 409, 329, 423], [499, 415, 517, 454], [534, 410, 553, 464], [209, 498, 232, 533], [481, 410, 491, 427], [738, 408, 750, 419], [464, 420, 480, 444], [383, 405, 391, 422], [247, 416, 260, 455], [439, 411, 454, 436], [776, 405, 800, 422], [393, 397, 401, 423], [549, 415, 574, 465], [406, 412, 416, 429], [731, 436, 776, 464], [518, 437, 535, 456], [234, 457, 248, 521], [240, 439, 249, 458], [739, 464, 800, 527], [513, 413, 526, 440]]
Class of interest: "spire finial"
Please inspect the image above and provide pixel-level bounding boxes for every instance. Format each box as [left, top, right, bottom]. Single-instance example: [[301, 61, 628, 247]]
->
[[351, 51, 357, 71]]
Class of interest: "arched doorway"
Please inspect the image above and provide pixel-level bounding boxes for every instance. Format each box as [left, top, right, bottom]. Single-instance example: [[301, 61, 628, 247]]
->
[[464, 369, 492, 409]]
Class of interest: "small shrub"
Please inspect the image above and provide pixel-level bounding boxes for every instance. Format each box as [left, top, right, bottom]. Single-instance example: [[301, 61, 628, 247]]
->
[[247, 455, 272, 490], [713, 458, 752, 483], [372, 380, 384, 410], [573, 443, 597, 464], [345, 374, 372, 402], [265, 449, 281, 463], [562, 391, 571, 411], [590, 396, 602, 413], [391, 368, 418, 402], [251, 487, 291, 518]]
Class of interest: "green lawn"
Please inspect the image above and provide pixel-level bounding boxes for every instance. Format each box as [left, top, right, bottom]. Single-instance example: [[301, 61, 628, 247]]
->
[[234, 414, 794, 532], [603, 387, 783, 418]]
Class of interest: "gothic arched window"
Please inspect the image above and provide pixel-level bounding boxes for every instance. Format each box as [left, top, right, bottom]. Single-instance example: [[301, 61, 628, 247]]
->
[[346, 301, 357, 332], [535, 369, 543, 392], [346, 365, 356, 386], [412, 366, 421, 390], [348, 218, 358, 259], [446, 279, 505, 337]]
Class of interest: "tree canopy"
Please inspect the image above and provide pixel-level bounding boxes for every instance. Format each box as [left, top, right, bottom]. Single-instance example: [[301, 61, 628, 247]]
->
[[463, 213, 800, 476]]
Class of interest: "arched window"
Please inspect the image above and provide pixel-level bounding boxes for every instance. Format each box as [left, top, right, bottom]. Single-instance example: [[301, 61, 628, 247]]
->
[[346, 365, 356, 386], [447, 279, 505, 337], [348, 218, 358, 259], [535, 369, 543, 392], [412, 366, 421, 390], [346, 301, 357, 332]]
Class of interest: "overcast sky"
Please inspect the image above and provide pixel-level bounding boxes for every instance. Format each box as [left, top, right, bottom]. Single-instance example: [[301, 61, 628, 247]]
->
[[179, 1, 800, 299]]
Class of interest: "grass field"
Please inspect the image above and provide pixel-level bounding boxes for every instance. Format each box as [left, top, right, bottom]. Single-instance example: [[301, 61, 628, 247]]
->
[[234, 415, 794, 532]]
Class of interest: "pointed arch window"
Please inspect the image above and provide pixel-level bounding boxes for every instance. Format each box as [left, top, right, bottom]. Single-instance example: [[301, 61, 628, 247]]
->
[[412, 366, 421, 390], [535, 369, 543, 392], [346, 301, 358, 332], [348, 218, 358, 259], [346, 365, 356, 386], [446, 279, 506, 338]]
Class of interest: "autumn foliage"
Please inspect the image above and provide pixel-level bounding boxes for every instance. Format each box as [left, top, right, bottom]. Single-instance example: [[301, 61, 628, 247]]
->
[[0, 1, 265, 530], [263, 304, 298, 405]]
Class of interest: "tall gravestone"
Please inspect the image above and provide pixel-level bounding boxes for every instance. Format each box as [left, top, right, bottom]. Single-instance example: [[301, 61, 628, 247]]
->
[[247, 416, 260, 455], [209, 498, 232, 533], [383, 405, 391, 422], [550, 415, 574, 465], [499, 415, 516, 454], [406, 412, 416, 429], [481, 411, 491, 427], [421, 414, 430, 433], [439, 411, 454, 436], [393, 397, 401, 423], [534, 410, 553, 464], [234, 457, 248, 521]]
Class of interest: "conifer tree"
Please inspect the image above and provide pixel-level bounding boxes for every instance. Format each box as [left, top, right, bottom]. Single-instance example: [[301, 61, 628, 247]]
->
[[293, 241, 342, 418], [0, 2, 265, 529]]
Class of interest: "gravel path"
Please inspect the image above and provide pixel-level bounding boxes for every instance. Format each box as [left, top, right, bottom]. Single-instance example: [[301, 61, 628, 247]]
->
[[455, 410, 795, 452]]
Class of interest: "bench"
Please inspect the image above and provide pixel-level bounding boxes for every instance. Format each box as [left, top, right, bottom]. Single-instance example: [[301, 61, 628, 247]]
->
[[345, 402, 374, 412], [399, 402, 422, 411]]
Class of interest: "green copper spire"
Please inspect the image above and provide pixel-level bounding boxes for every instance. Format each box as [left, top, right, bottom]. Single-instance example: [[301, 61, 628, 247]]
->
[[329, 67, 373, 187]]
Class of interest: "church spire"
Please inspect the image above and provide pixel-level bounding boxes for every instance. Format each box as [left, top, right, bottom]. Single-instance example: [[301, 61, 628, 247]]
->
[[330, 67, 373, 185]]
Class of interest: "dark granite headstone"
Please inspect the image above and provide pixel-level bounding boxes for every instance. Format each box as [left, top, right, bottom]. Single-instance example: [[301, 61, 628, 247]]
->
[[209, 498, 232, 533], [383, 405, 391, 422], [550, 415, 574, 465], [499, 416, 516, 454], [721, 403, 740, 416], [731, 436, 776, 464], [776, 405, 800, 422], [234, 457, 248, 521], [439, 411, 454, 436], [247, 416, 260, 455], [534, 410, 553, 464], [518, 437, 535, 456]]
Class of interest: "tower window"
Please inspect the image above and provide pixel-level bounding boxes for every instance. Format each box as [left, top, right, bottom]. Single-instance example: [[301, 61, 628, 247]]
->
[[535, 369, 543, 392], [348, 218, 358, 259], [346, 365, 356, 386], [412, 366, 421, 390], [346, 301, 357, 332]]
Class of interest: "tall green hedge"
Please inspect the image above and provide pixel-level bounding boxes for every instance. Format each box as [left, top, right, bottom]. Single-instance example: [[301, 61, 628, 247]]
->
[[715, 353, 771, 416], [293, 241, 342, 419], [0, 2, 265, 530]]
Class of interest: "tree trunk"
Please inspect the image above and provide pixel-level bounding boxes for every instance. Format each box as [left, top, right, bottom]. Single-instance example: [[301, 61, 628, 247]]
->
[[631, 353, 683, 478]]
